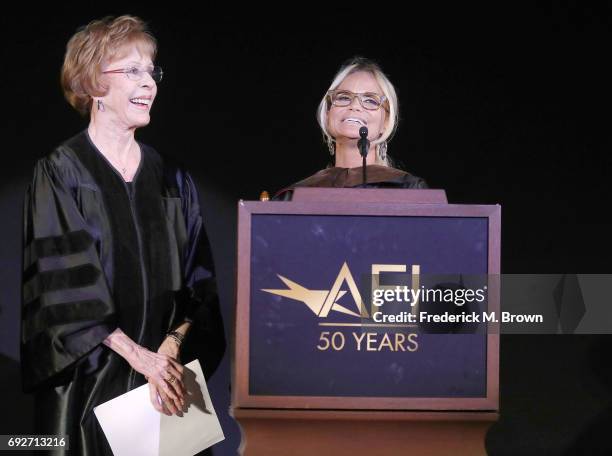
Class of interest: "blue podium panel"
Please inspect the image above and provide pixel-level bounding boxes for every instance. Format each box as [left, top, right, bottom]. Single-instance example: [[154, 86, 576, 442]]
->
[[235, 202, 500, 410]]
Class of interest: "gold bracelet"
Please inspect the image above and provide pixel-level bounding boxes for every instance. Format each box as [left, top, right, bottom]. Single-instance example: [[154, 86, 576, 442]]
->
[[166, 330, 185, 342], [166, 332, 183, 346]]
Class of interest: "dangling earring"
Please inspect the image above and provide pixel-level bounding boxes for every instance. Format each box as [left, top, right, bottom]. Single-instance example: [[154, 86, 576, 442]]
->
[[97, 100, 105, 112], [328, 140, 335, 156], [378, 141, 388, 161]]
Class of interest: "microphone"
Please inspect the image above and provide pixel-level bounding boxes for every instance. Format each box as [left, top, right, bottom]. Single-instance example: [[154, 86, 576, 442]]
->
[[358, 127, 369, 158], [357, 127, 369, 187]]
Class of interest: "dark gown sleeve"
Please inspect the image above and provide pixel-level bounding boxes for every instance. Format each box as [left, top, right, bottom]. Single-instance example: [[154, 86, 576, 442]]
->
[[21, 157, 116, 394], [174, 171, 226, 380], [404, 175, 429, 189], [272, 188, 294, 201]]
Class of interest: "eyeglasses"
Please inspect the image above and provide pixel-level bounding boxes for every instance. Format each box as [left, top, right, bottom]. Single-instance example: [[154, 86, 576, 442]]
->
[[328, 89, 388, 111], [102, 65, 163, 83]]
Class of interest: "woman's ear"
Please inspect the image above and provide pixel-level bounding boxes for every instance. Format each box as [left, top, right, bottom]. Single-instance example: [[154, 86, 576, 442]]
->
[[382, 111, 389, 131]]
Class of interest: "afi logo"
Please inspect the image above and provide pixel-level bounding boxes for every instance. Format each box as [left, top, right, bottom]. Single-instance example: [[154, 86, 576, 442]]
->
[[262, 262, 420, 319]]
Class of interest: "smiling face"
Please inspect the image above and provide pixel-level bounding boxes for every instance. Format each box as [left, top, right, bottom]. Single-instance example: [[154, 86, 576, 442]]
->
[[327, 71, 387, 143], [98, 45, 157, 129]]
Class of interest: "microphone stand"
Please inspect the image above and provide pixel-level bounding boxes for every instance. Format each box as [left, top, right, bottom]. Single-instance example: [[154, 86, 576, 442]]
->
[[362, 152, 367, 188]]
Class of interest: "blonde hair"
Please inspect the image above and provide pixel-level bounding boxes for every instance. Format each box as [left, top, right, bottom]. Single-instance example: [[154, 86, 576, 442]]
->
[[61, 15, 157, 115], [316, 57, 399, 166]]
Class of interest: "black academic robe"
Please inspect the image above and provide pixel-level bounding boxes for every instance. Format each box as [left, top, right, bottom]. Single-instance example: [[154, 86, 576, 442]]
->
[[273, 164, 429, 200], [21, 131, 225, 455]]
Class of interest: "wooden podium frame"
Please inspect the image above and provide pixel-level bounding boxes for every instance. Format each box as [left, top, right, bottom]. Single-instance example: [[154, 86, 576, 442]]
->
[[232, 188, 500, 455]]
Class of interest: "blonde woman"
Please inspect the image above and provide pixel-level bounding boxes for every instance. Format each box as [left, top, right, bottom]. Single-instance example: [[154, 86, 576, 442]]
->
[[275, 57, 427, 200], [21, 15, 223, 454]]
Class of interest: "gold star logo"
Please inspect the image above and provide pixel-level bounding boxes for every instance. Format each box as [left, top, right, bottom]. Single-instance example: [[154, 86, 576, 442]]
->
[[262, 262, 369, 318]]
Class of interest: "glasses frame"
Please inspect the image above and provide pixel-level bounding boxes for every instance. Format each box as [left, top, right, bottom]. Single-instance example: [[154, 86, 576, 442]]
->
[[102, 65, 163, 83], [327, 89, 389, 112]]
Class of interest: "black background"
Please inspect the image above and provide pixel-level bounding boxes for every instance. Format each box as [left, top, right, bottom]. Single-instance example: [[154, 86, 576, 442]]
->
[[1, 3, 611, 455]]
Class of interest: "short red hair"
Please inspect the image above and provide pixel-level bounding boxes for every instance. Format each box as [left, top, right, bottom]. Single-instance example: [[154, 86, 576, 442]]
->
[[61, 15, 157, 115]]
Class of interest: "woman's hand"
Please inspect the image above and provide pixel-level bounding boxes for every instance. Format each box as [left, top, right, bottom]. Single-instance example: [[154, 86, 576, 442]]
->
[[103, 327, 188, 416], [130, 343, 186, 416], [146, 337, 185, 416]]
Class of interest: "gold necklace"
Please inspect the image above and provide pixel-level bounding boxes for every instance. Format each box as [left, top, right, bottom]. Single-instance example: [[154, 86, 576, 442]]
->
[[114, 145, 138, 177]]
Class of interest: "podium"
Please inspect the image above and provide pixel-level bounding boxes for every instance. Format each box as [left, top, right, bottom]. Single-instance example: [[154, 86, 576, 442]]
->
[[232, 188, 500, 455]]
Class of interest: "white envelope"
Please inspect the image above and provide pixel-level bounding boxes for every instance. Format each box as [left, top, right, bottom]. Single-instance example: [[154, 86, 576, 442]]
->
[[94, 359, 224, 456]]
